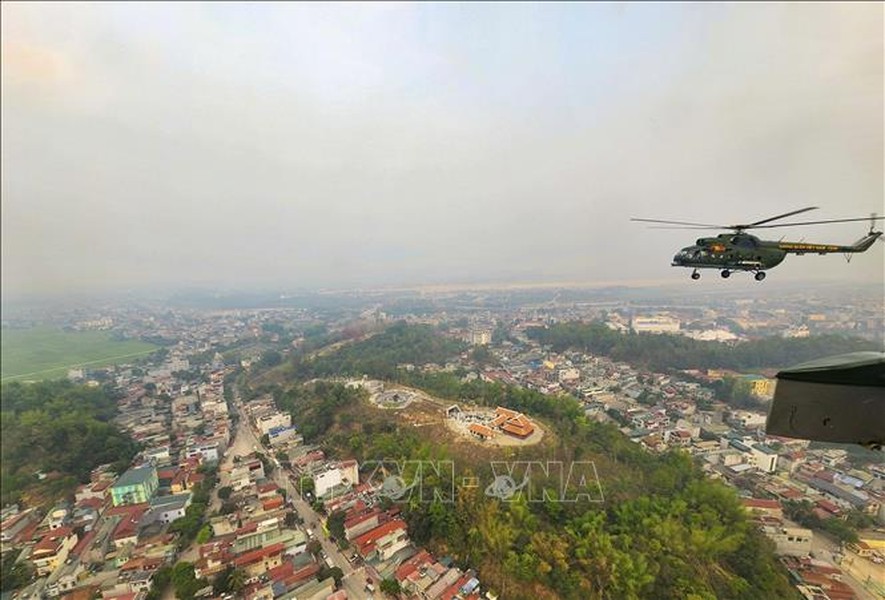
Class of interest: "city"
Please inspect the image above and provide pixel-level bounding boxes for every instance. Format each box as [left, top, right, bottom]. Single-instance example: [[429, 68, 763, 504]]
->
[[1, 283, 883, 599], [2, 3, 883, 600]]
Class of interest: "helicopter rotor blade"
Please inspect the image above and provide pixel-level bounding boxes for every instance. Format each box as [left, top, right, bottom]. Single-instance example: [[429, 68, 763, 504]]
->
[[646, 226, 723, 230], [748, 216, 885, 229], [733, 206, 819, 229], [630, 218, 725, 227]]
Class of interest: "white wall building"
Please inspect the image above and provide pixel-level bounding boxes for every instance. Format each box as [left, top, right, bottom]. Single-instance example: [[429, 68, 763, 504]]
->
[[631, 316, 681, 334], [256, 412, 292, 436]]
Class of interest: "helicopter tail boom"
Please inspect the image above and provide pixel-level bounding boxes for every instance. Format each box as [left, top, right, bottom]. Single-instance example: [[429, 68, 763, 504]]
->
[[776, 230, 882, 255], [847, 230, 882, 253]]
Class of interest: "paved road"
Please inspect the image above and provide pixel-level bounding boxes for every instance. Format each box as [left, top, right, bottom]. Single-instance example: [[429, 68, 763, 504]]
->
[[232, 396, 371, 600], [807, 527, 878, 600]]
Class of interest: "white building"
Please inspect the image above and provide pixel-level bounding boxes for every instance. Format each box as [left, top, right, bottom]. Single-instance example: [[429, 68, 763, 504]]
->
[[149, 493, 192, 524], [764, 526, 812, 557], [750, 444, 779, 474], [631, 316, 681, 334], [470, 330, 492, 346], [314, 460, 359, 498], [256, 412, 292, 436], [185, 442, 219, 463], [728, 411, 767, 429]]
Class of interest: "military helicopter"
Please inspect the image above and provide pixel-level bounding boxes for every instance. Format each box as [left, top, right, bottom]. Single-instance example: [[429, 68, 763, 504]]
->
[[632, 207, 884, 281]]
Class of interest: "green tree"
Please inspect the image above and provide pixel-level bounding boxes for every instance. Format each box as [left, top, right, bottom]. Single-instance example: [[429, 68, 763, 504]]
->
[[145, 564, 172, 600], [213, 566, 247, 595], [0, 548, 34, 592], [171, 562, 205, 600], [380, 578, 402, 597], [318, 565, 344, 587], [327, 510, 347, 540], [196, 524, 213, 544]]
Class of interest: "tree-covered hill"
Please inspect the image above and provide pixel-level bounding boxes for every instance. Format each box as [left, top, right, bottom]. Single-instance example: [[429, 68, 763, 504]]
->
[[527, 321, 879, 372], [0, 380, 139, 505], [296, 321, 465, 379], [255, 375, 798, 600]]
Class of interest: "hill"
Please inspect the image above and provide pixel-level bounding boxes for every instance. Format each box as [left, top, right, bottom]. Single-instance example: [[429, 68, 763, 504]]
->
[[0, 380, 139, 505], [527, 321, 880, 372], [253, 375, 799, 600]]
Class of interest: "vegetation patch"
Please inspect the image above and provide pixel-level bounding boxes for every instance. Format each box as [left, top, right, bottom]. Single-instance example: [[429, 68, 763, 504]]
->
[[1, 326, 158, 382], [0, 380, 139, 505]]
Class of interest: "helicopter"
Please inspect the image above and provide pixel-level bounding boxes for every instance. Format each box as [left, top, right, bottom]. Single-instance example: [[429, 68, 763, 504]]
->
[[632, 207, 884, 281]]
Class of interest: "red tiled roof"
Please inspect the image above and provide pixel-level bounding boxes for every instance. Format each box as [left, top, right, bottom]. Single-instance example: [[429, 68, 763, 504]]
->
[[439, 574, 473, 600], [344, 509, 381, 530], [266, 560, 294, 581], [235, 522, 259, 536], [33, 528, 75, 556], [395, 549, 433, 581], [468, 424, 496, 438], [742, 499, 781, 510], [262, 497, 284, 511], [91, 481, 112, 492], [105, 503, 150, 517], [816, 499, 841, 514], [76, 497, 105, 511], [284, 562, 321, 586], [234, 542, 285, 567], [344, 500, 367, 517], [501, 422, 534, 437], [353, 519, 407, 554]]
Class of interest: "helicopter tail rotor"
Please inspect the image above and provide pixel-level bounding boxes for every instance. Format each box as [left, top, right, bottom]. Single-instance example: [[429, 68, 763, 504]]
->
[[871, 213, 881, 236]]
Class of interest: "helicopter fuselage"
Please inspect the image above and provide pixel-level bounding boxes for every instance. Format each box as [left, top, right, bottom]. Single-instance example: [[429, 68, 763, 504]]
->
[[672, 233, 785, 272], [671, 230, 882, 280]]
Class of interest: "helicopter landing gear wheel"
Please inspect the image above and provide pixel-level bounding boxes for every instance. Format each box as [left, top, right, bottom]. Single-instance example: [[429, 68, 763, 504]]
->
[[720, 270, 731, 279], [691, 270, 700, 280], [754, 271, 766, 281]]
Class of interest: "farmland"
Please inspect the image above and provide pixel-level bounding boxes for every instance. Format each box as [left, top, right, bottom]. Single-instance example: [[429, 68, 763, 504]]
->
[[1, 326, 158, 382]]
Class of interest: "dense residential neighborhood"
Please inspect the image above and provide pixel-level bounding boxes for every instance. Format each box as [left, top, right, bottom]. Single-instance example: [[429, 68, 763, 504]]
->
[[1, 285, 883, 599]]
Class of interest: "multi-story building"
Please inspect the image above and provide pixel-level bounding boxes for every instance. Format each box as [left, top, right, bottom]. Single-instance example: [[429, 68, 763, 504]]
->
[[111, 465, 159, 507], [631, 316, 681, 334], [256, 412, 291, 436]]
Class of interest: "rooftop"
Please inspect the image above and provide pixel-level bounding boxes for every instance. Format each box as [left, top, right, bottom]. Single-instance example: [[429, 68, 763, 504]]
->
[[113, 465, 157, 489]]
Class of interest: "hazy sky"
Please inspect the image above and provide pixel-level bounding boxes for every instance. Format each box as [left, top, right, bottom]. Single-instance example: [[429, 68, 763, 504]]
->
[[2, 2, 883, 296]]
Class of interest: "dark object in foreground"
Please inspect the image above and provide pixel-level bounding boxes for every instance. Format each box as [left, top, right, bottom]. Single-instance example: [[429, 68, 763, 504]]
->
[[765, 352, 885, 449]]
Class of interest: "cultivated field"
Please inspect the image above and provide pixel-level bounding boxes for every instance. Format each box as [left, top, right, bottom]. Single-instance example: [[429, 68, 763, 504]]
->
[[1, 326, 158, 382]]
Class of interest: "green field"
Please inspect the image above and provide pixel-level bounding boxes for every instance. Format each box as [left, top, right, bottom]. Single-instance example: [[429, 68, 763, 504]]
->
[[1, 326, 158, 383]]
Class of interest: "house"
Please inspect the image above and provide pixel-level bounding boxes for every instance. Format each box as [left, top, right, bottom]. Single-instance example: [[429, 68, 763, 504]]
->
[[353, 519, 409, 561], [313, 461, 359, 499], [491, 407, 534, 439], [256, 412, 291, 436], [111, 465, 159, 507], [234, 542, 285, 577], [763, 525, 812, 557], [344, 509, 383, 541], [468, 424, 496, 441], [148, 493, 192, 524], [742, 498, 783, 521], [31, 527, 78, 576]]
